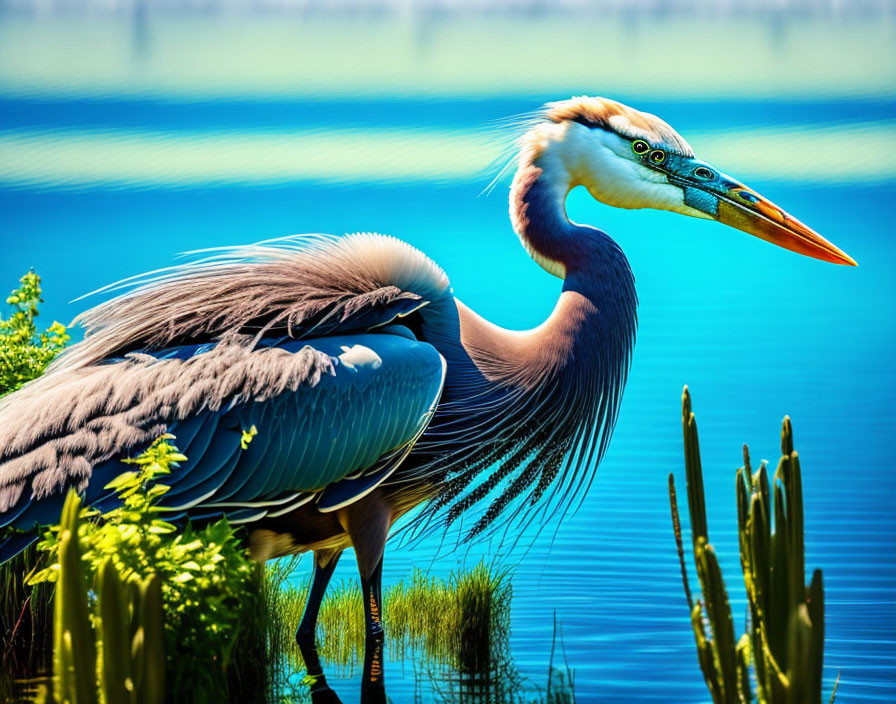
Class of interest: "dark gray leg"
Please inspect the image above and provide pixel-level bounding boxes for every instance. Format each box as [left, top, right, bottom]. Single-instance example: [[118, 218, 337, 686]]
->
[[335, 490, 391, 704], [360, 555, 386, 704], [296, 549, 343, 703]]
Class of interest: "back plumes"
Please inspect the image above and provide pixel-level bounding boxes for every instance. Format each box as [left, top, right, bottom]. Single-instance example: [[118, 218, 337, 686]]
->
[[56, 233, 453, 371]]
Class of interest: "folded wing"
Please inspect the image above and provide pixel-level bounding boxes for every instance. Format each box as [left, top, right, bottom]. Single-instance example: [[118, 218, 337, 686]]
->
[[0, 331, 444, 561], [0, 233, 456, 563]]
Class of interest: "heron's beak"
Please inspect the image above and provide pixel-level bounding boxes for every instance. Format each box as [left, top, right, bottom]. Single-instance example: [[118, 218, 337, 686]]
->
[[672, 159, 857, 266]]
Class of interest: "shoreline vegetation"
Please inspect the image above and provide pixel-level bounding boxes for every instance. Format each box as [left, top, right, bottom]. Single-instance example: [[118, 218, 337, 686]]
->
[[1, 272, 71, 697], [8, 434, 572, 704]]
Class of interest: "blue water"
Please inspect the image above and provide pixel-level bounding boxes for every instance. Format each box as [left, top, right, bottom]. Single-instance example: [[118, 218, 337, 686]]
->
[[2, 10, 895, 703]]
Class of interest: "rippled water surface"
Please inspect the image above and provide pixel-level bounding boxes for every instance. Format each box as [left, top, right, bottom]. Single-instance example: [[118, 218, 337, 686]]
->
[[1, 6, 895, 702]]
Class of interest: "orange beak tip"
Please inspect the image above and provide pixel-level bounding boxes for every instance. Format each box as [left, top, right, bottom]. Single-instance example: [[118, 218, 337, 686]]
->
[[828, 248, 857, 267]]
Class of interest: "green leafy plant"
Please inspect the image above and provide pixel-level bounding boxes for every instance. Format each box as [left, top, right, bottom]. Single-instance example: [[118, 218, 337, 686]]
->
[[29, 436, 263, 704], [0, 271, 69, 397], [669, 386, 838, 704]]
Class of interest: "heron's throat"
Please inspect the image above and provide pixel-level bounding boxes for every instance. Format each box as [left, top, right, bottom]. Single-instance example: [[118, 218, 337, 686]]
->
[[509, 134, 580, 280]]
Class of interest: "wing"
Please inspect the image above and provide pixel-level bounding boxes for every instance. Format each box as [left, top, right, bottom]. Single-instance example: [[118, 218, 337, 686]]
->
[[0, 233, 459, 563], [0, 330, 445, 556]]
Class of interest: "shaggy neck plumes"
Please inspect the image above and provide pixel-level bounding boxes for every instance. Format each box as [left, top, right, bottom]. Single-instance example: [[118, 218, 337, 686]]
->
[[414, 126, 638, 539]]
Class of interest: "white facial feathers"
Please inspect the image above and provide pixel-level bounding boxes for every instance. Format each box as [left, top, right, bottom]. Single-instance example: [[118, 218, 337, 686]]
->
[[526, 121, 690, 213]]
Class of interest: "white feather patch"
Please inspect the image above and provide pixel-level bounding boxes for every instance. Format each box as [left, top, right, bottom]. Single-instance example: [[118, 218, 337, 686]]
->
[[338, 344, 383, 371]]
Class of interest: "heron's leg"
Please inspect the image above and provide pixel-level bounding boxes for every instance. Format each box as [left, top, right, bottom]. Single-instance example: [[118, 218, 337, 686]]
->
[[296, 549, 343, 703], [360, 554, 386, 704], [336, 490, 391, 704]]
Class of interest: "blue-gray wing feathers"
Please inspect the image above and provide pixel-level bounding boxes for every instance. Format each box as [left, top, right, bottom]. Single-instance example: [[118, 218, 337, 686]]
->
[[0, 332, 444, 540]]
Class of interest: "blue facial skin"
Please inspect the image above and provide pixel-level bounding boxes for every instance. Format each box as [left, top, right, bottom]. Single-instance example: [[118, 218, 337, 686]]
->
[[682, 181, 720, 217], [638, 149, 746, 218]]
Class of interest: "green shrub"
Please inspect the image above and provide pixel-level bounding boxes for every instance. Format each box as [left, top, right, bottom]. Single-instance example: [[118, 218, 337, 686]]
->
[[28, 436, 264, 704], [1, 271, 68, 700], [0, 271, 69, 397]]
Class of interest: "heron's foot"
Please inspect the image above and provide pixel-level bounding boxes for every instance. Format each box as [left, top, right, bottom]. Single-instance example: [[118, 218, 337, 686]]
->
[[305, 673, 342, 704], [310, 686, 343, 704]]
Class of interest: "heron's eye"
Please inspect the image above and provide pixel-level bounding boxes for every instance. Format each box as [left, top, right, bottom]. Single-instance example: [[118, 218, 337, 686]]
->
[[649, 149, 666, 165], [632, 140, 650, 155], [694, 166, 714, 180]]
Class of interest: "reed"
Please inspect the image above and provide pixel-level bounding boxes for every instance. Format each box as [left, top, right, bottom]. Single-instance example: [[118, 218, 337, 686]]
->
[[669, 386, 835, 704], [259, 557, 307, 701], [0, 546, 55, 702], [259, 559, 575, 703], [3, 471, 565, 704]]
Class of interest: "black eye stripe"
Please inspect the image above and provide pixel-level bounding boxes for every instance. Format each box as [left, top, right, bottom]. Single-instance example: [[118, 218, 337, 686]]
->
[[569, 116, 604, 130]]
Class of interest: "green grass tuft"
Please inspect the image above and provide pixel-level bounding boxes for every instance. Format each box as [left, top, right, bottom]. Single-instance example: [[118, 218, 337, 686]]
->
[[263, 561, 511, 677], [259, 558, 574, 703]]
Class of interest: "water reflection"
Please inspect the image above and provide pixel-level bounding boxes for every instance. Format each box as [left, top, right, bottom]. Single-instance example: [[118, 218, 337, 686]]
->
[[425, 616, 575, 704], [274, 565, 575, 704]]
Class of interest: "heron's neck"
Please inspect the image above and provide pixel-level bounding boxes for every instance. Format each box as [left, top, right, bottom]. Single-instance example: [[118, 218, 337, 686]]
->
[[453, 139, 637, 390]]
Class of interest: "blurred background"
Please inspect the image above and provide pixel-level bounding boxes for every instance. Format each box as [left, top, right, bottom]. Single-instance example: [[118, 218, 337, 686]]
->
[[1, 1, 895, 701]]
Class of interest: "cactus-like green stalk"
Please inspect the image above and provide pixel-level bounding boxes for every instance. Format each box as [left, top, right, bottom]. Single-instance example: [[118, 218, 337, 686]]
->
[[98, 559, 133, 703], [43, 492, 167, 704], [136, 576, 165, 704], [669, 387, 834, 704], [53, 491, 98, 704]]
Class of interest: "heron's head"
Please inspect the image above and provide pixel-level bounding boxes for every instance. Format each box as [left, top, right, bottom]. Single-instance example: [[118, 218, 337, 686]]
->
[[520, 96, 855, 266]]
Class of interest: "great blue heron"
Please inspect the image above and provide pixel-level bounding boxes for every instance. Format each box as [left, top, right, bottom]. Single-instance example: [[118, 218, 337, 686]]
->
[[0, 96, 854, 702]]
